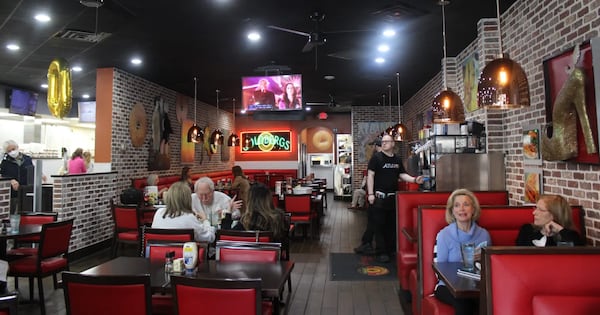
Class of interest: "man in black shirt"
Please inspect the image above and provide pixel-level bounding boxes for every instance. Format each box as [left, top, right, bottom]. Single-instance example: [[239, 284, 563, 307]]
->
[[354, 134, 424, 263]]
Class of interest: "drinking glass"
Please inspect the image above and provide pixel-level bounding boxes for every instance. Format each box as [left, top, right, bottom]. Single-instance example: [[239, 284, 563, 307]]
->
[[9, 214, 20, 234], [460, 242, 475, 271]]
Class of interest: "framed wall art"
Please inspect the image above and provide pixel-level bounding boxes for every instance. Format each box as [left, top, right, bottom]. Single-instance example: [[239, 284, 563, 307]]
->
[[522, 124, 542, 165], [523, 167, 542, 204]]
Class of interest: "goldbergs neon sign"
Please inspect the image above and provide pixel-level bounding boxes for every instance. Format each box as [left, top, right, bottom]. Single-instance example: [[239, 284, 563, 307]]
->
[[241, 131, 292, 152]]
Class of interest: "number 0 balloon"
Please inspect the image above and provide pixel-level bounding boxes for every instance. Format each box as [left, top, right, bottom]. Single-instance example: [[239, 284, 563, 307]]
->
[[47, 58, 72, 119]]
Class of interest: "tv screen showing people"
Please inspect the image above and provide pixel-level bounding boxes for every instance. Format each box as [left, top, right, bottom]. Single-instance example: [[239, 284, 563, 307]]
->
[[241, 74, 302, 111]]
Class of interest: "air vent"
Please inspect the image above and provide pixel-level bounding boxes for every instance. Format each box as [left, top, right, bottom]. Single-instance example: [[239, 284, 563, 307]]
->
[[54, 30, 111, 43]]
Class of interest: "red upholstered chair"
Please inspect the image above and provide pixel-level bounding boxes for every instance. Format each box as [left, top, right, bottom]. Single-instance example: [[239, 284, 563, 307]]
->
[[110, 199, 142, 258], [139, 227, 194, 257], [62, 272, 152, 315], [284, 194, 316, 239], [171, 276, 270, 315], [216, 230, 273, 243], [0, 292, 18, 315], [9, 218, 74, 315], [216, 241, 281, 263], [8, 212, 58, 256], [481, 247, 600, 315]]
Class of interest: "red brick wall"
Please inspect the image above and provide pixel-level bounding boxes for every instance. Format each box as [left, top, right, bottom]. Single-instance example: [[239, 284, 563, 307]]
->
[[401, 0, 600, 245]]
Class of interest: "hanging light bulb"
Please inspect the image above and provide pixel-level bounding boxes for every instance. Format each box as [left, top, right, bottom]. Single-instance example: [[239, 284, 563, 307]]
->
[[187, 77, 204, 143], [227, 98, 239, 146], [432, 0, 465, 124], [210, 89, 224, 145], [477, 0, 530, 109], [392, 72, 407, 141]]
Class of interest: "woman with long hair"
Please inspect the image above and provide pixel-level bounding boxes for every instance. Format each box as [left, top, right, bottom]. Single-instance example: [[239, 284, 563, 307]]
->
[[278, 83, 300, 110], [68, 148, 86, 174], [231, 165, 250, 212], [235, 183, 286, 241], [180, 166, 194, 190]]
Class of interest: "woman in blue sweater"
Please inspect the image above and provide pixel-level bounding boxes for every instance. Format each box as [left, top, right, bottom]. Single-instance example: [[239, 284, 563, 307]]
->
[[434, 188, 491, 315]]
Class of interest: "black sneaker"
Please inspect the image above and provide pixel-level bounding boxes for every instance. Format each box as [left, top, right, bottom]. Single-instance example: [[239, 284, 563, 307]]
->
[[376, 254, 390, 263], [353, 243, 373, 254]]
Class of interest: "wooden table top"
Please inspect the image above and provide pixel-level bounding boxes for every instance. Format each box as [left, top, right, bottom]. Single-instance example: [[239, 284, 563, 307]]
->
[[432, 261, 480, 299]]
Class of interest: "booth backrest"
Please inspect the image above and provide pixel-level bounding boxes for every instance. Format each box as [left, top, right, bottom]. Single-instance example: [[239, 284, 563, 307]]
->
[[482, 246, 600, 315], [396, 190, 508, 288], [131, 169, 298, 192], [416, 205, 583, 315]]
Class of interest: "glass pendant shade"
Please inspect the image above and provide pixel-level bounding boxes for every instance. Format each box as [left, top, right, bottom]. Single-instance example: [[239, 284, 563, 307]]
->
[[477, 56, 530, 109], [187, 124, 203, 143], [392, 122, 407, 141], [211, 129, 224, 145], [432, 89, 465, 123], [227, 133, 239, 146]]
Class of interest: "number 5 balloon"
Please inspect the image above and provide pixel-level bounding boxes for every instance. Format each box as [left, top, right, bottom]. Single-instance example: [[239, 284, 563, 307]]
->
[[47, 58, 72, 119]]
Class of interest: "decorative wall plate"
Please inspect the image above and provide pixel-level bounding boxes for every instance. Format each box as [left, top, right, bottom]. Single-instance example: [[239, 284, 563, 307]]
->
[[129, 102, 147, 147]]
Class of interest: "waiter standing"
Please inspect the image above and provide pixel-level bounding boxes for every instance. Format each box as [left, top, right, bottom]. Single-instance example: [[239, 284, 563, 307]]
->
[[354, 134, 424, 263], [1, 140, 34, 213]]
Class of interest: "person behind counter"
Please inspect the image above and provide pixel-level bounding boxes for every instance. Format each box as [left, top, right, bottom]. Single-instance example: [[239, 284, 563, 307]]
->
[[231, 183, 287, 241], [231, 166, 250, 213], [68, 148, 86, 175], [83, 151, 94, 173], [151, 181, 215, 242], [192, 177, 242, 227], [516, 194, 584, 246], [0, 140, 34, 213]]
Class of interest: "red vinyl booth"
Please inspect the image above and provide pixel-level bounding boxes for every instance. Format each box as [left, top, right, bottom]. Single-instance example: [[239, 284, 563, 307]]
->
[[395, 191, 508, 291], [481, 246, 600, 315], [414, 205, 584, 315]]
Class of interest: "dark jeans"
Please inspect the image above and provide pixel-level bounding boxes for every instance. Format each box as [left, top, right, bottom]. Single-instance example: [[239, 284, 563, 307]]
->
[[360, 196, 396, 254], [434, 285, 478, 315]]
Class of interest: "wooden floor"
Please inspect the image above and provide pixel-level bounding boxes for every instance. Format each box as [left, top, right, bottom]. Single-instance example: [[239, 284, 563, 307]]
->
[[11, 194, 405, 315]]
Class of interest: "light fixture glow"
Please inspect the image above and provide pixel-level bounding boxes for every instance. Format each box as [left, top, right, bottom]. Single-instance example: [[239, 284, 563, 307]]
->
[[375, 57, 385, 64], [72, 66, 83, 72], [34, 14, 51, 22], [6, 44, 19, 51], [382, 29, 396, 37], [247, 32, 261, 41], [130, 58, 142, 65], [82, 94, 90, 99], [41, 84, 48, 89], [377, 44, 390, 52]]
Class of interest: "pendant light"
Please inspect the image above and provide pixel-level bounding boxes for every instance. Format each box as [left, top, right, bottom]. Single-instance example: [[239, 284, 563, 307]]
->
[[187, 77, 204, 143], [432, 0, 465, 123], [227, 98, 239, 146], [477, 0, 530, 109], [210, 89, 224, 145], [391, 72, 407, 141]]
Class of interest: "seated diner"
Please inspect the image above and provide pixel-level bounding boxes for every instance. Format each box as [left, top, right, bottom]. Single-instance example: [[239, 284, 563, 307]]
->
[[232, 183, 287, 241], [192, 177, 242, 227]]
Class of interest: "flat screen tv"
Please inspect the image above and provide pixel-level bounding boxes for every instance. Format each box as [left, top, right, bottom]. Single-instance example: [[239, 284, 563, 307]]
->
[[78, 101, 96, 123], [9, 89, 38, 116], [241, 74, 302, 111]]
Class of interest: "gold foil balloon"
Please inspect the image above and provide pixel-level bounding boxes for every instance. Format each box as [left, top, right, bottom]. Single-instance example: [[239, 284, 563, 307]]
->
[[47, 58, 72, 118]]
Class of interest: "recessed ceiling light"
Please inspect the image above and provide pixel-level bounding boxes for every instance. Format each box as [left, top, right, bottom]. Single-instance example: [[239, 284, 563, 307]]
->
[[41, 83, 48, 89], [6, 44, 20, 51], [240, 109, 247, 114], [375, 57, 385, 64], [72, 66, 83, 72], [130, 58, 142, 65], [377, 44, 390, 52], [305, 107, 312, 111], [382, 29, 396, 37], [34, 13, 51, 22], [324, 75, 335, 80], [247, 31, 261, 41], [82, 94, 90, 99]]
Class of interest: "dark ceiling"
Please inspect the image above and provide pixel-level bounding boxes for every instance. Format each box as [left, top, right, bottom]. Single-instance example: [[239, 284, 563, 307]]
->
[[0, 0, 517, 112]]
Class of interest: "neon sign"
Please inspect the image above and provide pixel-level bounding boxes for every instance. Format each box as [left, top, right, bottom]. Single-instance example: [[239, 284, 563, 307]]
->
[[240, 131, 292, 152]]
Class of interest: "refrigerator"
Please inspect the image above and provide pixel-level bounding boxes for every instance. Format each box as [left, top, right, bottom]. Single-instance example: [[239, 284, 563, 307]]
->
[[307, 154, 334, 189], [334, 134, 352, 198]]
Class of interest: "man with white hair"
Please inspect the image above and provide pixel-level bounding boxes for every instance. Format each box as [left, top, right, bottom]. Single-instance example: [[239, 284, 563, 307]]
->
[[192, 176, 242, 227], [0, 140, 34, 213]]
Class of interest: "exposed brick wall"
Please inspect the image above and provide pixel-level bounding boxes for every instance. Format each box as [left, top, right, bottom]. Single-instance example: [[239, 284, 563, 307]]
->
[[0, 180, 10, 219], [51, 172, 117, 252], [110, 68, 234, 194], [401, 0, 600, 245]]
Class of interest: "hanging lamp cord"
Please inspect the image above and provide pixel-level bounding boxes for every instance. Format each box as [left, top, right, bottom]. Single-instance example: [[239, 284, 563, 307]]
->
[[193, 77, 197, 123]]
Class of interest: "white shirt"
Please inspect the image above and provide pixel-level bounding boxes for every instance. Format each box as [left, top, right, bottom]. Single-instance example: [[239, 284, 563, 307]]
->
[[191, 191, 240, 227], [151, 207, 215, 243]]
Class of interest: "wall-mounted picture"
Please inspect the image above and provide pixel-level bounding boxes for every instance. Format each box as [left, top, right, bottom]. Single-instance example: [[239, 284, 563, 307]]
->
[[524, 168, 542, 204], [461, 53, 479, 112], [522, 124, 542, 165]]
